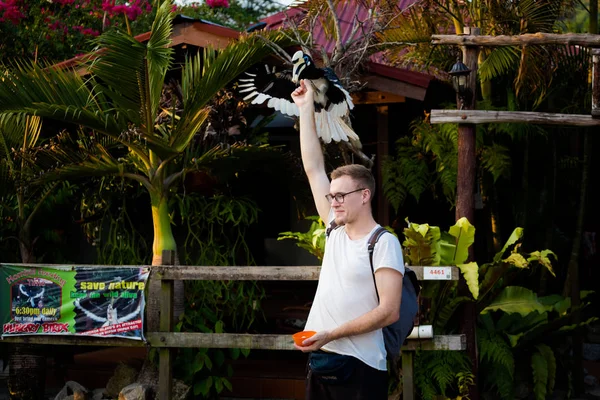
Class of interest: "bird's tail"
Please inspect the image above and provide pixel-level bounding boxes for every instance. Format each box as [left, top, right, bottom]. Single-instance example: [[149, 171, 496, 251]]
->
[[315, 112, 362, 149]]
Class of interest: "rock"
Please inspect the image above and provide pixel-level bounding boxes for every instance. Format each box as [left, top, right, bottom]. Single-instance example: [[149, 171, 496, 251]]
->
[[584, 343, 600, 361], [172, 379, 190, 400], [585, 374, 599, 386], [54, 381, 88, 400], [91, 388, 105, 400], [105, 363, 139, 398], [118, 383, 150, 400]]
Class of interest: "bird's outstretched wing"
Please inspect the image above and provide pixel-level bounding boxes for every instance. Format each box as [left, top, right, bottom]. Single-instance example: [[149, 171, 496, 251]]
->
[[237, 65, 300, 117], [322, 67, 354, 118], [238, 64, 361, 148]]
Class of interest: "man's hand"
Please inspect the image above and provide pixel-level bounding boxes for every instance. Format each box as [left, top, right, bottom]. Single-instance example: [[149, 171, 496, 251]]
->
[[294, 330, 332, 352], [291, 80, 314, 111]]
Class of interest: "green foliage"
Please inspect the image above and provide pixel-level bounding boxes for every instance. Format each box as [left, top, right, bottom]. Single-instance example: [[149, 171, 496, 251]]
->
[[177, 0, 284, 31], [0, 0, 155, 62], [79, 177, 150, 265], [414, 350, 472, 400], [278, 216, 327, 261], [382, 118, 457, 212]]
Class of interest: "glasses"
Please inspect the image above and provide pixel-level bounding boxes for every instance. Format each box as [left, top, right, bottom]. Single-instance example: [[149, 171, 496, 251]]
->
[[325, 188, 365, 204]]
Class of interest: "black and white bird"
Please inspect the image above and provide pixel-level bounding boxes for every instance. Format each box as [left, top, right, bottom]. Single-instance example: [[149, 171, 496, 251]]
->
[[237, 51, 361, 147]]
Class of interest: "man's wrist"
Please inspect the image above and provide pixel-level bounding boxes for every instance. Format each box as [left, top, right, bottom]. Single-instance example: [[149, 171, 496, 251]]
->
[[298, 104, 315, 114]]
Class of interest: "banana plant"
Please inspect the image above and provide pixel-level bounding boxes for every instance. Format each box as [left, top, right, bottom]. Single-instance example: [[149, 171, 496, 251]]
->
[[0, 0, 295, 266]]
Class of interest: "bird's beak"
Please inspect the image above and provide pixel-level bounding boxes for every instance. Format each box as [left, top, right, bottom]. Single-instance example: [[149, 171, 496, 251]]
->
[[292, 59, 306, 84]]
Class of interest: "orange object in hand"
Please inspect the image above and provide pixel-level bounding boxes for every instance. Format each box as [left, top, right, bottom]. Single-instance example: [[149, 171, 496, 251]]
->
[[293, 330, 316, 346]]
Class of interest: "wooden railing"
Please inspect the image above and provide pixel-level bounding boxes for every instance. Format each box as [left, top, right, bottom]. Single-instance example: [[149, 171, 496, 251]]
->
[[1, 255, 466, 400]]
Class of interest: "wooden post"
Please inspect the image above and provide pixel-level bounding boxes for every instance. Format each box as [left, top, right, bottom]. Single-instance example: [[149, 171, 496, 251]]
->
[[402, 351, 414, 400], [456, 26, 480, 400], [592, 48, 600, 118], [376, 105, 390, 226], [158, 250, 175, 400]]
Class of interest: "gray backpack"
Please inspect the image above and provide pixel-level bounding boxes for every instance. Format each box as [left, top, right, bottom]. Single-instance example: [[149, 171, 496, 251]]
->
[[326, 222, 421, 361]]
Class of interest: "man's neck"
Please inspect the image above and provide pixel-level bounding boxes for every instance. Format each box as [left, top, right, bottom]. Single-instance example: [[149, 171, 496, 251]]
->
[[343, 215, 378, 240]]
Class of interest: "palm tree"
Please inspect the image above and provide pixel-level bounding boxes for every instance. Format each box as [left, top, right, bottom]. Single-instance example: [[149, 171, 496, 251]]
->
[[0, 0, 293, 268], [0, 114, 63, 400]]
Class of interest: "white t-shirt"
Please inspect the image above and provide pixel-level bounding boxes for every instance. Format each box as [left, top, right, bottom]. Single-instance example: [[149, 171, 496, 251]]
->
[[304, 215, 405, 371]]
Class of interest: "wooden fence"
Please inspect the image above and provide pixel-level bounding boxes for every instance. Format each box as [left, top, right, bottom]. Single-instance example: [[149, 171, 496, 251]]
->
[[1, 256, 466, 400]]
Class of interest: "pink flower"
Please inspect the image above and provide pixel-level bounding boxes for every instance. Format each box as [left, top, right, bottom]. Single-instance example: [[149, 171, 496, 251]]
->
[[205, 0, 229, 8], [0, 0, 25, 25]]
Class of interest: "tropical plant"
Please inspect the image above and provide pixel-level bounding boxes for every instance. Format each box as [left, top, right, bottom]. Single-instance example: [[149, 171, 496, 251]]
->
[[379, 0, 578, 106], [382, 101, 516, 214], [0, 0, 295, 268], [278, 215, 327, 261], [402, 218, 596, 399]]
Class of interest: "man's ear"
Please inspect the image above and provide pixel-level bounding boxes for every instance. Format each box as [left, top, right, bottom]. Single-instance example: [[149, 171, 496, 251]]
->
[[363, 189, 371, 203]]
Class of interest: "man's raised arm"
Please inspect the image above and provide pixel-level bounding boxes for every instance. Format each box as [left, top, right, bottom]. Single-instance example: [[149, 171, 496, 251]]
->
[[292, 80, 330, 223]]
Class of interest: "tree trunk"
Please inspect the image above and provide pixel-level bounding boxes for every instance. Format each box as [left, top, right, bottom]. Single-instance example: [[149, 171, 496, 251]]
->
[[562, 131, 590, 396], [455, 26, 480, 400], [539, 139, 557, 296], [7, 345, 46, 400], [137, 194, 184, 393]]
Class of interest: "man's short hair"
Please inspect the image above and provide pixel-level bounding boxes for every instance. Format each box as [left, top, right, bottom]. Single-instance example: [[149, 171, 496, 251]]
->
[[330, 164, 376, 198]]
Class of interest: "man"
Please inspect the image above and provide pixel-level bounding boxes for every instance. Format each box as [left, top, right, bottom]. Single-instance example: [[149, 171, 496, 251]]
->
[[291, 80, 405, 399]]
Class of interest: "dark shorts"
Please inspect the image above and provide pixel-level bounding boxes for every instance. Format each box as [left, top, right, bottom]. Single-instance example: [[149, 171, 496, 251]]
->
[[306, 352, 388, 400]]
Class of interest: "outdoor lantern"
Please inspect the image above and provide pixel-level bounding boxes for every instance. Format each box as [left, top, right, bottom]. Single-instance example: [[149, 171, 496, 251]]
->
[[449, 58, 471, 96]]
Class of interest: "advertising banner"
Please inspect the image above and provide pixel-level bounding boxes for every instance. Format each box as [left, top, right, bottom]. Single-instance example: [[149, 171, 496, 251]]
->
[[0, 265, 149, 340]]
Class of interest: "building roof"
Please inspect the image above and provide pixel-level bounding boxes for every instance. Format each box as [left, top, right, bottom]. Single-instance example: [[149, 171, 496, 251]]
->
[[53, 15, 240, 75]]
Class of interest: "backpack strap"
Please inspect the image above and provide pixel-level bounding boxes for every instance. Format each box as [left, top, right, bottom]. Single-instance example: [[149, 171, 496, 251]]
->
[[326, 220, 340, 238], [367, 226, 390, 303]]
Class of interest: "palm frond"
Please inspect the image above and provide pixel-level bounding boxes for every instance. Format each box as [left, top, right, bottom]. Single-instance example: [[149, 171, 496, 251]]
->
[[0, 114, 42, 154], [146, 0, 176, 127], [89, 32, 147, 118], [24, 131, 125, 183], [479, 47, 520, 82], [518, 0, 561, 32], [173, 30, 296, 153]]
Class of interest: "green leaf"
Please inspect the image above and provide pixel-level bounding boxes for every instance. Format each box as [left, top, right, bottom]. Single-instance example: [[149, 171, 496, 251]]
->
[[531, 349, 548, 400], [194, 376, 213, 397], [215, 377, 224, 393], [192, 351, 205, 372], [482, 286, 546, 316], [214, 350, 225, 367], [402, 220, 441, 265], [229, 348, 240, 360], [223, 378, 233, 391], [506, 332, 523, 348], [503, 253, 528, 269], [215, 320, 224, 333], [241, 348, 250, 357], [204, 355, 213, 371], [536, 344, 556, 393], [494, 228, 523, 262], [457, 262, 479, 299], [446, 217, 475, 264], [527, 250, 557, 276]]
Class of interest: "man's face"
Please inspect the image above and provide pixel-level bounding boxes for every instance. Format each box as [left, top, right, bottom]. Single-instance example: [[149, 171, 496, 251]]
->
[[329, 176, 366, 225]]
